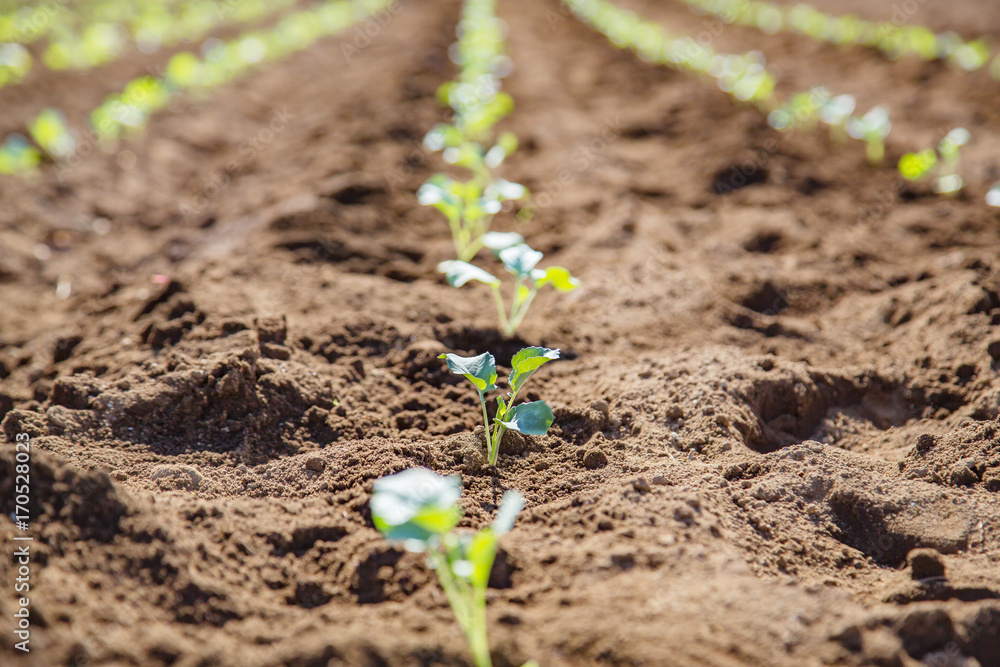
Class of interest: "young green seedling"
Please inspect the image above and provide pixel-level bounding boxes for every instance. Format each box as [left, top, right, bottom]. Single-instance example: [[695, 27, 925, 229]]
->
[[370, 468, 527, 667], [933, 127, 970, 195], [847, 106, 891, 165], [818, 92, 856, 143], [439, 346, 560, 466], [897, 128, 970, 196], [438, 240, 579, 337]]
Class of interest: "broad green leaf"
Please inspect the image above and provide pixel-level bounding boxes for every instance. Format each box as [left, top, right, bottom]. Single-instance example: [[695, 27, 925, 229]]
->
[[371, 468, 463, 549], [438, 351, 498, 392], [492, 491, 524, 535], [509, 347, 560, 392], [465, 529, 499, 589], [496, 400, 554, 435], [496, 394, 507, 421], [438, 260, 500, 288], [499, 244, 543, 278], [533, 266, 580, 292], [482, 231, 524, 255]]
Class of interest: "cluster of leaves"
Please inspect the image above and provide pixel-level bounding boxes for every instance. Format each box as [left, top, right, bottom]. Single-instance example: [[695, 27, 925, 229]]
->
[[1, 0, 297, 71], [418, 0, 527, 262], [565, 0, 901, 166], [370, 468, 534, 667], [439, 346, 560, 466], [0, 0, 392, 175], [439, 237, 579, 337], [678, 0, 997, 75], [898, 128, 971, 195]]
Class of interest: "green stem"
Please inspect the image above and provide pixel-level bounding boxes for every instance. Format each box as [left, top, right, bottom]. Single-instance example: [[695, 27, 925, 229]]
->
[[491, 283, 510, 333], [478, 390, 491, 455], [489, 385, 520, 466], [866, 140, 884, 165], [447, 212, 464, 259], [506, 287, 537, 336], [430, 550, 491, 667]]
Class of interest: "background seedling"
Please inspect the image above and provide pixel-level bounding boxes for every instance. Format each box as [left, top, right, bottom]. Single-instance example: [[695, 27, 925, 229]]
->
[[438, 240, 579, 337], [933, 127, 970, 195], [370, 468, 529, 667], [419, 0, 528, 262], [897, 128, 970, 196], [847, 106, 891, 165], [439, 347, 560, 466]]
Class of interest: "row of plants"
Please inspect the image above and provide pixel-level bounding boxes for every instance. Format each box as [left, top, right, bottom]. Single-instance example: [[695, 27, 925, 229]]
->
[[0, 0, 394, 174], [1, 0, 298, 70], [677, 0, 998, 75], [372, 2, 1000, 663], [561, 0, 1000, 203]]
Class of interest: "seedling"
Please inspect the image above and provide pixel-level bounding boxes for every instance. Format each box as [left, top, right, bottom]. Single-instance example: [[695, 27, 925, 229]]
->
[[439, 346, 560, 466], [438, 240, 579, 337], [818, 92, 856, 143], [897, 128, 970, 196], [419, 0, 527, 261], [933, 127, 970, 195], [847, 106, 891, 165], [370, 468, 527, 667]]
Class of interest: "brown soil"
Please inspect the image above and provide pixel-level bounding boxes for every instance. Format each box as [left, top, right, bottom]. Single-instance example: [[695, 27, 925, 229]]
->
[[3, 0, 1000, 665]]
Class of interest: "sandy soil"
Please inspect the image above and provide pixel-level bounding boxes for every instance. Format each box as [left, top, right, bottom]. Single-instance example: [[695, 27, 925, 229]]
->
[[2, 0, 1000, 665]]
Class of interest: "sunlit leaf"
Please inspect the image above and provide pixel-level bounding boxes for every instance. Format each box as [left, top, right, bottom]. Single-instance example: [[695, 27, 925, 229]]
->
[[438, 351, 498, 392]]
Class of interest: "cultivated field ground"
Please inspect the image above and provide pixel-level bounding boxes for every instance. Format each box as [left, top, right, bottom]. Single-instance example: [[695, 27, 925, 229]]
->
[[2, 0, 1000, 665]]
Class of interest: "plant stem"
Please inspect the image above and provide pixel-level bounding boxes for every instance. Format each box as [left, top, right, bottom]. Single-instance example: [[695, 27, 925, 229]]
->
[[867, 140, 884, 165], [489, 385, 520, 466], [477, 390, 492, 457], [491, 284, 510, 333], [506, 287, 537, 336], [429, 550, 492, 667]]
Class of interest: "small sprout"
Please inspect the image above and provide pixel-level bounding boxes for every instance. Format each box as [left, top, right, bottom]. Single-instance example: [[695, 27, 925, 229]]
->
[[371, 468, 526, 667], [439, 346, 560, 466], [847, 106, 891, 165], [818, 93, 855, 143], [438, 241, 579, 336]]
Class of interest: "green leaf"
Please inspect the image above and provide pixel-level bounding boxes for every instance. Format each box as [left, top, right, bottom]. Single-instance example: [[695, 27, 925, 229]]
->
[[492, 490, 524, 535], [370, 468, 462, 550], [465, 529, 499, 589], [438, 351, 498, 392], [496, 400, 554, 435], [509, 347, 560, 392], [898, 150, 937, 181], [496, 394, 507, 421], [438, 260, 500, 288], [532, 266, 580, 292], [499, 244, 543, 278], [481, 231, 524, 255]]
